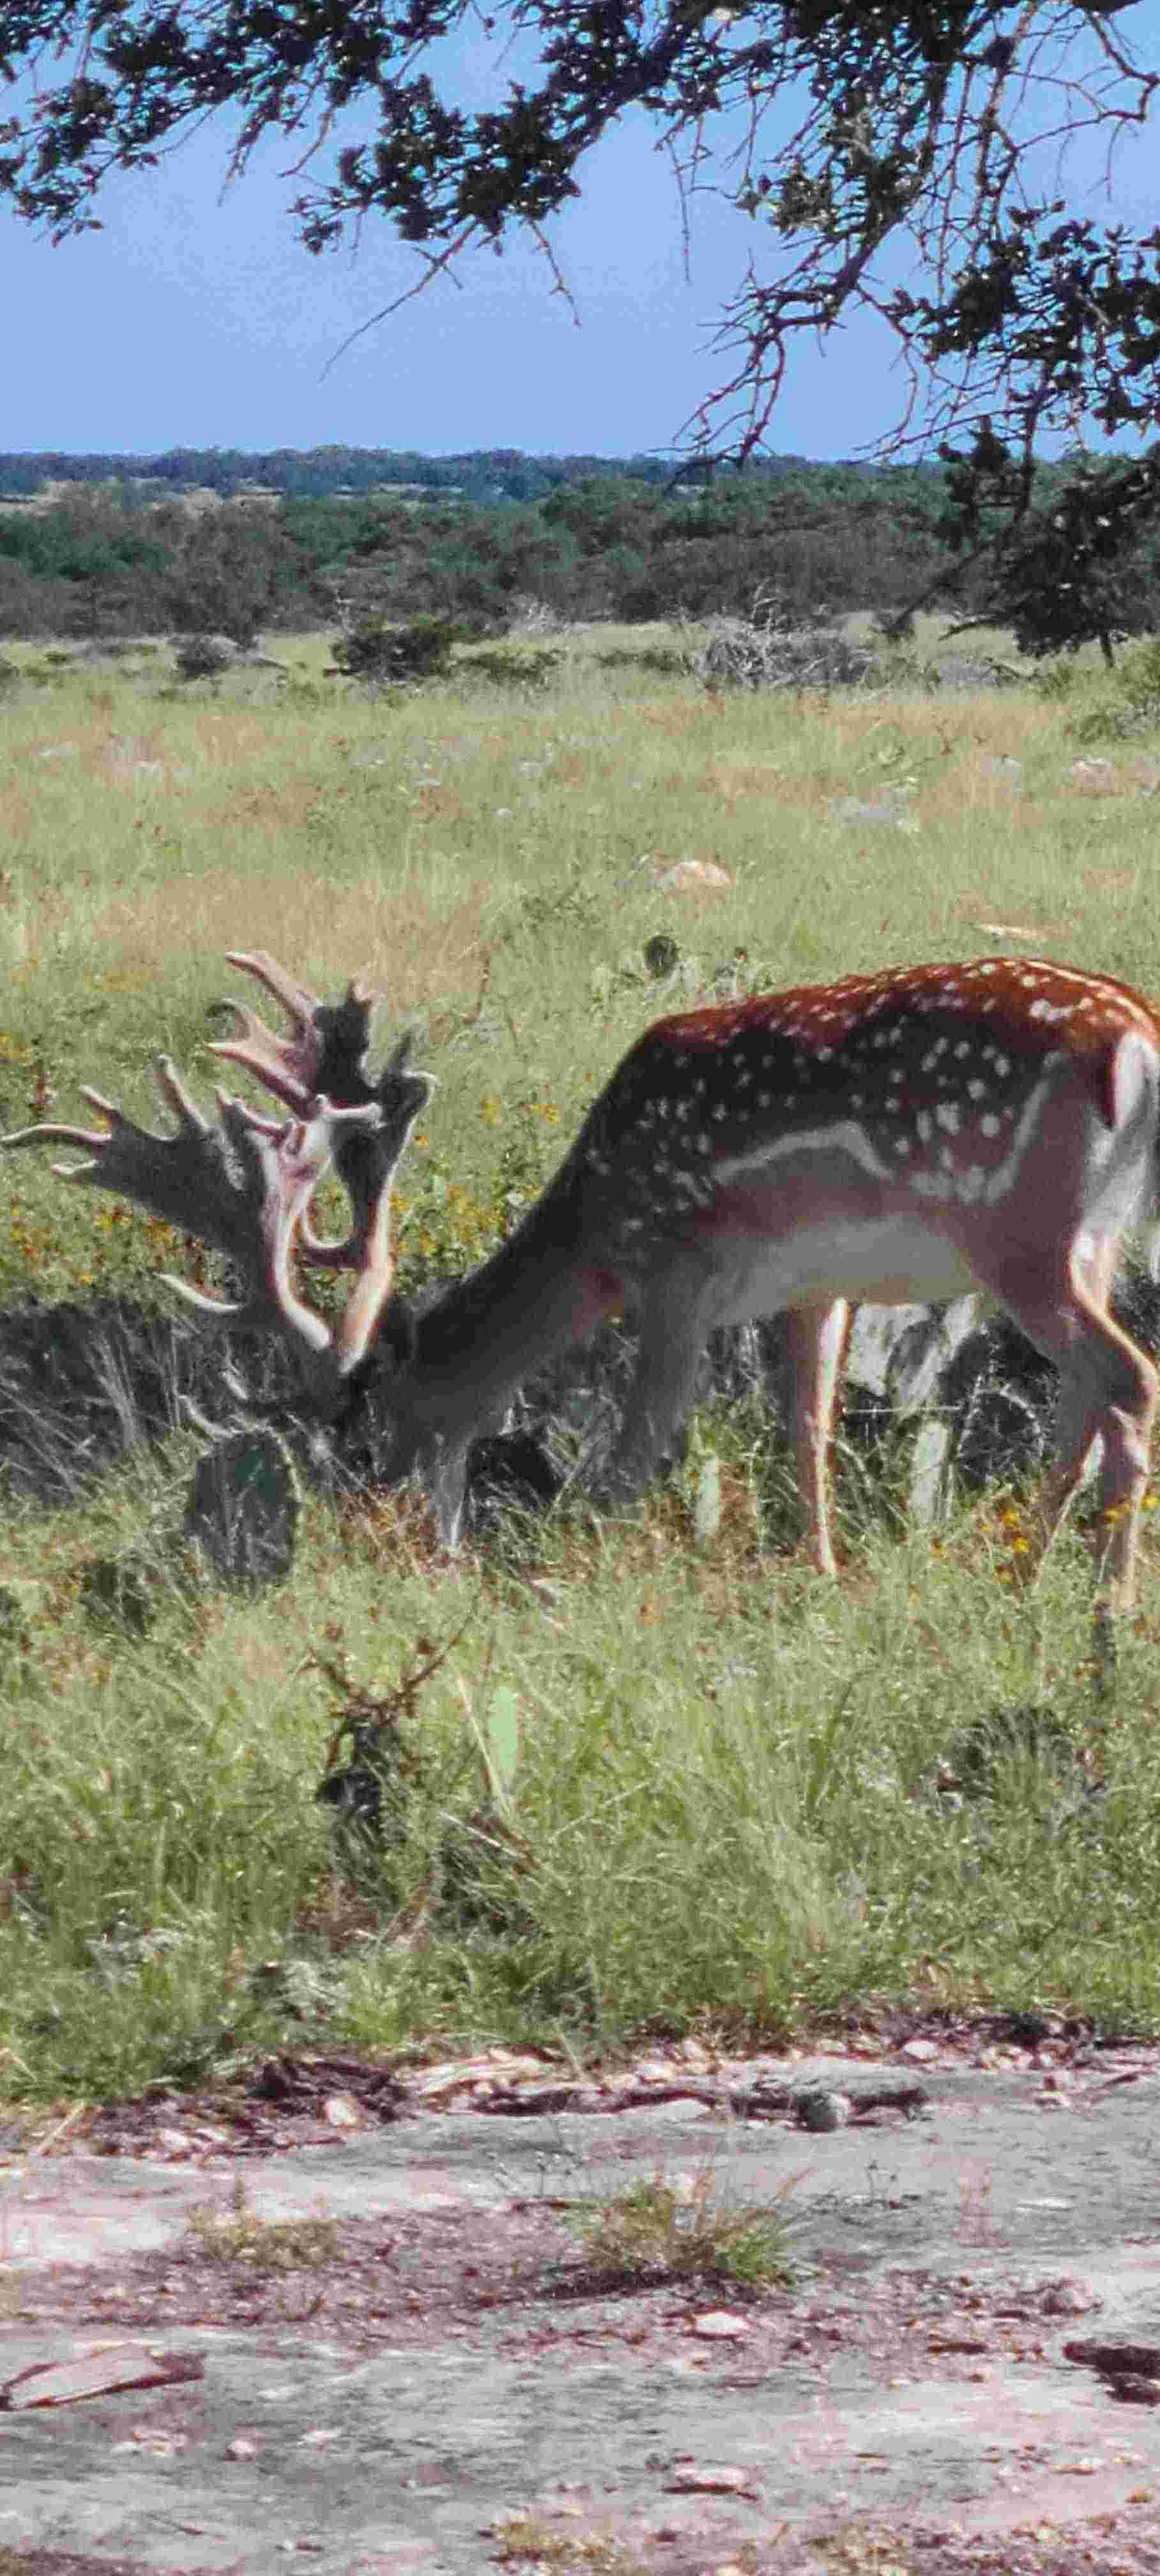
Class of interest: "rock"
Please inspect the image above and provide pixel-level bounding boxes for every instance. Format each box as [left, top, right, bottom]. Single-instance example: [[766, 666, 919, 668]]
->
[[667, 2461, 759, 2493], [1041, 2280, 1101, 2317], [655, 859, 733, 892], [3, 2345, 203, 2409], [826, 788, 919, 831], [322, 2093, 363, 2129], [1064, 2338, 1160, 2377]]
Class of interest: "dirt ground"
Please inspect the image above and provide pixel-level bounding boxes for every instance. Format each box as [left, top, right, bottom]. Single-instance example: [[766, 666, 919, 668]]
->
[[5, 2026, 1160, 2574]]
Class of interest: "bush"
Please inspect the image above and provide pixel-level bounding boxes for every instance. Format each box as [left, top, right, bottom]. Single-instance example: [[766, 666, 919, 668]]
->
[[330, 613, 468, 687], [698, 602, 880, 692], [457, 646, 562, 691], [1066, 638, 1160, 746], [173, 633, 235, 683]]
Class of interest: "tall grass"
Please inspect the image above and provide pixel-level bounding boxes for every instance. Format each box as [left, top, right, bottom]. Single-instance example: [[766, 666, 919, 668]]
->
[[3, 625, 1160, 2100]]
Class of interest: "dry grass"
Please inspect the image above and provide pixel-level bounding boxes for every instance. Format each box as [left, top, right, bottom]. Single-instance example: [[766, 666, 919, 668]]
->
[[4, 622, 1160, 1241]]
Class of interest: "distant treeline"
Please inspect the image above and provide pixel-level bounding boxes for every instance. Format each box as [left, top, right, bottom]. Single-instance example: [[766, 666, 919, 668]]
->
[[0, 445, 867, 505], [1, 448, 1157, 642]]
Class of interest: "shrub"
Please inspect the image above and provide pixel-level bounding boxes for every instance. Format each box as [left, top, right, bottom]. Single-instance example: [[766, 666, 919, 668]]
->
[[173, 632, 235, 683], [330, 613, 468, 687]]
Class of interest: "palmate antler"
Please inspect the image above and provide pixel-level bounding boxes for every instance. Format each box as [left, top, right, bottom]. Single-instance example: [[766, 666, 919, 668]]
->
[[3, 954, 434, 1404]]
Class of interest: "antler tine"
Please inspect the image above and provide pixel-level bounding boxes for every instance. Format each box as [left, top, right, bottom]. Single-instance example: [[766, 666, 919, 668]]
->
[[224, 949, 326, 1029], [204, 1091, 386, 1367], [206, 999, 313, 1116], [207, 949, 331, 1116], [3, 949, 435, 1417], [208, 949, 383, 1123], [3, 1055, 388, 1381], [5, 1058, 240, 1245], [296, 1031, 437, 1274], [208, 951, 436, 1285], [5, 1068, 282, 1341]]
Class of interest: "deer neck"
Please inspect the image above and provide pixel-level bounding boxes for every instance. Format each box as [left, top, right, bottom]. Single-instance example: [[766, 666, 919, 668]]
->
[[395, 1188, 622, 1443]]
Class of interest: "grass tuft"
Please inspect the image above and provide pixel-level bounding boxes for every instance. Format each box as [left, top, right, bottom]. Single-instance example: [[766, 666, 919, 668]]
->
[[184, 2176, 340, 2273], [563, 2161, 801, 2293]]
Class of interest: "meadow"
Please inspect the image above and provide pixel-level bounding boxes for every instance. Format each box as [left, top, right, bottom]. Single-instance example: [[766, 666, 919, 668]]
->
[[3, 617, 1160, 2106]]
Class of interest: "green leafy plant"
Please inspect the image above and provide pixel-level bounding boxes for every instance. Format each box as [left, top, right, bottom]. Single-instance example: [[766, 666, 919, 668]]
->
[[565, 2164, 800, 2293]]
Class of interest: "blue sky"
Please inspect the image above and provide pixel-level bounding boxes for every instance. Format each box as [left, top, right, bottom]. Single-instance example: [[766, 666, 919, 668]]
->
[[3, 26, 1156, 463], [5, 110, 875, 459]]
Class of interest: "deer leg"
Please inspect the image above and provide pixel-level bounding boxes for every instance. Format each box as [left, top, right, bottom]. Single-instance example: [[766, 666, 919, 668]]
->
[[1047, 1329, 1155, 1616], [602, 1272, 717, 1508], [995, 1241, 1157, 1614], [782, 1299, 851, 1578]]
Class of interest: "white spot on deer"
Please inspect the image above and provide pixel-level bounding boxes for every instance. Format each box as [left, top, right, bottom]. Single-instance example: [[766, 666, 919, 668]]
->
[[982, 1073, 1053, 1204]]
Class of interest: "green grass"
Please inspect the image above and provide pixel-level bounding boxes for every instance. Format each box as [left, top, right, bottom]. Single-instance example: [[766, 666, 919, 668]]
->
[[563, 2161, 800, 2292], [2, 624, 1160, 2102]]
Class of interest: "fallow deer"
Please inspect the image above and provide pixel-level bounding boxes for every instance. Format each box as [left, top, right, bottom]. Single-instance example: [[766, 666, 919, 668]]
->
[[6, 949, 1160, 1621]]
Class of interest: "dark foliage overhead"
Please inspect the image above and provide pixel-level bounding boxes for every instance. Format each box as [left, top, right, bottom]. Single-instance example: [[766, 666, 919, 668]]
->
[[1, 2, 1158, 479], [936, 433, 1160, 661]]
